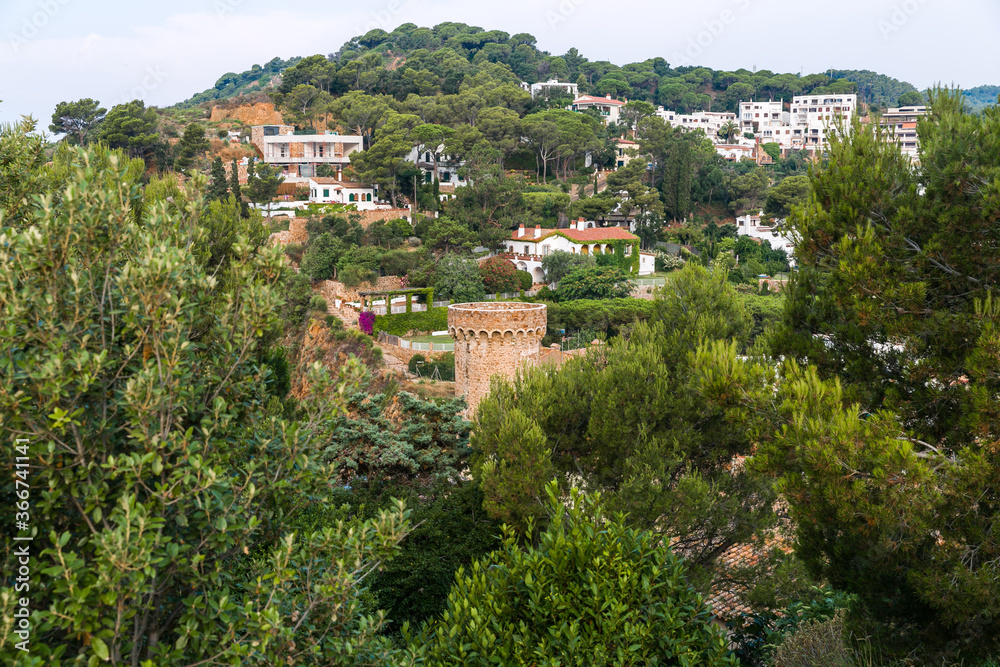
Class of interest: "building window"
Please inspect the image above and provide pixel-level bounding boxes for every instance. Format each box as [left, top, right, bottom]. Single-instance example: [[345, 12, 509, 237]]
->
[[366, 193, 372, 201], [323, 189, 329, 198], [278, 144, 288, 158], [349, 194, 355, 202], [542, 245, 551, 256]]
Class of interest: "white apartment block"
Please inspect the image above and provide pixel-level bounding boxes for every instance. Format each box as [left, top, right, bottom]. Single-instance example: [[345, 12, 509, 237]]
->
[[739, 100, 787, 135], [656, 108, 738, 143], [879, 105, 929, 161], [788, 93, 857, 150], [531, 79, 579, 99], [738, 94, 858, 153], [251, 125, 363, 181]]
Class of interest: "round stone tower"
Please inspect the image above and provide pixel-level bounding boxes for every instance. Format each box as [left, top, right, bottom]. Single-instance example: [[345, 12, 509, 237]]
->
[[448, 302, 547, 416]]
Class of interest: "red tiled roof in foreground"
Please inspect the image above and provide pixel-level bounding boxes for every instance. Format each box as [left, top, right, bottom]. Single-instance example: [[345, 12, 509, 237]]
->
[[510, 226, 638, 243]]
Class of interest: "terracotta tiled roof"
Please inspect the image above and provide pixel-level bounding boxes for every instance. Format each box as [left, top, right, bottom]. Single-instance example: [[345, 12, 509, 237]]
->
[[617, 139, 639, 145], [509, 227, 638, 242], [574, 95, 625, 106]]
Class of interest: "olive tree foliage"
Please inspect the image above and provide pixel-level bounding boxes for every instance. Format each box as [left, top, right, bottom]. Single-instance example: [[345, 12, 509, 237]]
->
[[0, 148, 413, 666], [472, 264, 782, 596], [410, 483, 737, 666], [0, 117, 49, 227], [715, 89, 1000, 661]]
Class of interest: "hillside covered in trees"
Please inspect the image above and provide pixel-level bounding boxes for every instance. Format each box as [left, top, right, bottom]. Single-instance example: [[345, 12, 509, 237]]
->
[[173, 22, 924, 114]]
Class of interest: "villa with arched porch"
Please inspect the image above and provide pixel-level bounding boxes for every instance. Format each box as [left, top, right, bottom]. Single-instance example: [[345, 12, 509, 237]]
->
[[500, 219, 656, 284]]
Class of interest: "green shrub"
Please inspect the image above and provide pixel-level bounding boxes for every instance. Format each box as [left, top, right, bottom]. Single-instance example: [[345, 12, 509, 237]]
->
[[370, 483, 502, 635], [308, 295, 328, 312], [556, 265, 634, 301], [407, 353, 426, 375], [374, 309, 448, 337], [410, 483, 736, 665], [280, 272, 315, 327], [773, 611, 854, 667], [407, 352, 454, 381], [325, 315, 343, 330], [516, 269, 533, 291]]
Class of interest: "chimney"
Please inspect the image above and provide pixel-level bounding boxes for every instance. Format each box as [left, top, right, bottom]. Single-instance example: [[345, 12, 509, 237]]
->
[[569, 220, 577, 230], [517, 224, 525, 238], [534, 225, 541, 238], [337, 169, 342, 181]]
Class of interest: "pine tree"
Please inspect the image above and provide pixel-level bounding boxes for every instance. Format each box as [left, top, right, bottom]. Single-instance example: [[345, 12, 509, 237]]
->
[[229, 157, 242, 201], [208, 157, 228, 201]]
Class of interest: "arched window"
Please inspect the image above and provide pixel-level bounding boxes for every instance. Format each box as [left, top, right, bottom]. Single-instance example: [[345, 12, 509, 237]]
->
[[348, 194, 355, 202]]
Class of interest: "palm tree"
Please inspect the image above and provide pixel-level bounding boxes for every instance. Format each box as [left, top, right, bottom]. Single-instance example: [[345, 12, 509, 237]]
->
[[717, 121, 739, 144]]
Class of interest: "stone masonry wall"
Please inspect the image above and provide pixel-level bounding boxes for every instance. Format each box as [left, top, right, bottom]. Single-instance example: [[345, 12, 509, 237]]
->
[[268, 217, 307, 246], [448, 302, 547, 416], [210, 102, 284, 126], [316, 276, 404, 305], [355, 208, 412, 227]]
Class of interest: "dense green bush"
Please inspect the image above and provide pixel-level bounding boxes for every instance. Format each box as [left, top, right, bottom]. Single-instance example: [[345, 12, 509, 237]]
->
[[374, 308, 448, 336], [411, 484, 736, 665], [369, 483, 501, 634], [308, 295, 328, 312], [280, 272, 317, 326], [435, 253, 485, 302], [543, 297, 656, 337], [408, 352, 455, 381], [516, 269, 533, 290], [555, 265, 635, 301]]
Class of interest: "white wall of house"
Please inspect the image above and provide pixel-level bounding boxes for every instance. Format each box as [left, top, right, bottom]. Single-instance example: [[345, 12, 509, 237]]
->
[[406, 146, 467, 187], [307, 178, 378, 210], [531, 79, 579, 99], [570, 95, 625, 125], [736, 212, 797, 267], [501, 221, 654, 276]]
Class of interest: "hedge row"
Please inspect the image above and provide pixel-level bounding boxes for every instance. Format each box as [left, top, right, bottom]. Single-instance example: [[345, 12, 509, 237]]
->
[[543, 298, 657, 336], [373, 308, 449, 337]]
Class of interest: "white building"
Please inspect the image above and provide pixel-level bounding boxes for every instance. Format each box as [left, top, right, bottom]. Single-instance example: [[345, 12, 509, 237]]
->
[[251, 125, 364, 181], [736, 211, 796, 267], [788, 93, 857, 151], [307, 177, 379, 210], [570, 95, 626, 125], [879, 105, 929, 161], [406, 145, 467, 187], [501, 220, 655, 283], [738, 94, 858, 153], [715, 144, 755, 161], [531, 79, 579, 99], [739, 100, 787, 135], [615, 139, 640, 168], [657, 108, 738, 143]]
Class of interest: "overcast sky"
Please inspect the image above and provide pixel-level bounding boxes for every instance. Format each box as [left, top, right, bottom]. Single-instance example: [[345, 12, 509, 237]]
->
[[1, 0, 996, 127]]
